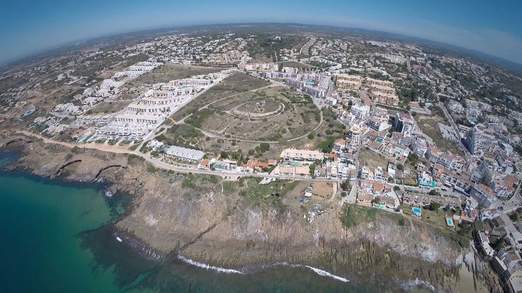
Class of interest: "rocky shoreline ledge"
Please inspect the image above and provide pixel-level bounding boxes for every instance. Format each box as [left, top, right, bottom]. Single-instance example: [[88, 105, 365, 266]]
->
[[0, 133, 498, 292]]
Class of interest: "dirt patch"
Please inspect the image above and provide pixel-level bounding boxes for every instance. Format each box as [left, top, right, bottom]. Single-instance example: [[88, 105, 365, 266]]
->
[[311, 182, 333, 199], [359, 147, 389, 170]]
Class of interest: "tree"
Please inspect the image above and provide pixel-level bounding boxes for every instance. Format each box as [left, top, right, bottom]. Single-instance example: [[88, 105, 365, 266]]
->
[[428, 202, 441, 211], [259, 143, 270, 152], [309, 163, 316, 177], [319, 137, 335, 153], [428, 189, 439, 196], [406, 153, 419, 166], [340, 180, 351, 191]]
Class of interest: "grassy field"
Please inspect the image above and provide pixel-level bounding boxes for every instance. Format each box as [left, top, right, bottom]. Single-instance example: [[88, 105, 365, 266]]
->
[[341, 204, 420, 230], [237, 177, 299, 208], [401, 203, 472, 247], [168, 72, 329, 159], [157, 124, 204, 149], [159, 72, 346, 161], [195, 86, 320, 141], [359, 147, 389, 170]]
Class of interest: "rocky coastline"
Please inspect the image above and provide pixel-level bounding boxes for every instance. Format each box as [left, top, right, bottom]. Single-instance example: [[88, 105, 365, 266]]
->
[[0, 133, 497, 292]]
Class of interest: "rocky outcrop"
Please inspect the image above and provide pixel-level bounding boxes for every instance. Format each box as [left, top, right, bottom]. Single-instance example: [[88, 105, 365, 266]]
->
[[2, 137, 469, 292]]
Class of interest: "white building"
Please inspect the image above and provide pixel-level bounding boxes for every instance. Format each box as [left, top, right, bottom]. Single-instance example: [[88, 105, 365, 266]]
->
[[164, 145, 205, 162], [280, 148, 325, 161]]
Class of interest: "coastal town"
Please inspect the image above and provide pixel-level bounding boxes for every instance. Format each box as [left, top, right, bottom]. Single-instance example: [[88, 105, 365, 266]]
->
[[1, 26, 522, 292]]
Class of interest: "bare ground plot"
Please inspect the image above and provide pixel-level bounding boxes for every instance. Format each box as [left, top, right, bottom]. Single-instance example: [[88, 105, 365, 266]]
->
[[311, 182, 334, 199], [190, 87, 321, 141], [414, 111, 463, 156], [359, 147, 389, 170], [160, 73, 344, 160], [128, 64, 223, 86], [171, 72, 270, 121]]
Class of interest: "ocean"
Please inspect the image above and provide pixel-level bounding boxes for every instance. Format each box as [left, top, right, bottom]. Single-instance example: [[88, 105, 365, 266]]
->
[[0, 164, 372, 292]]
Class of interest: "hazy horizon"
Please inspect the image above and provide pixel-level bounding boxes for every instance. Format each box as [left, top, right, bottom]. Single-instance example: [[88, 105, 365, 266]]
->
[[1, 0, 522, 66]]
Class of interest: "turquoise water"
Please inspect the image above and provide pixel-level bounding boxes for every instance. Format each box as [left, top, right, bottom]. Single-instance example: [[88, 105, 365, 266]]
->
[[0, 172, 373, 293], [0, 173, 126, 293], [0, 149, 376, 292]]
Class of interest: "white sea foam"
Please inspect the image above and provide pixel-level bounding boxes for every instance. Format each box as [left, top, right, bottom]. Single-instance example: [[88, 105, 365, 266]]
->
[[177, 255, 244, 274], [178, 256, 349, 283], [401, 278, 435, 292], [304, 265, 349, 283], [264, 262, 349, 283]]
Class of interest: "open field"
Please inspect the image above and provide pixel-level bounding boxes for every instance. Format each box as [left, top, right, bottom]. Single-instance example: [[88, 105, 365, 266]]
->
[[359, 147, 389, 170], [179, 104, 341, 160], [414, 107, 463, 156], [171, 72, 270, 121], [190, 86, 320, 141], [156, 71, 347, 160], [156, 124, 205, 149]]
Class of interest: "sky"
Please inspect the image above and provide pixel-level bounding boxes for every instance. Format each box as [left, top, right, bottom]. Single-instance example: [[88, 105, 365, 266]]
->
[[1, 0, 522, 65]]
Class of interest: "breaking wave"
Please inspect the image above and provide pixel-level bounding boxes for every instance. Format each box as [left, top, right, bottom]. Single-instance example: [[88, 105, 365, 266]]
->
[[177, 256, 349, 283], [304, 265, 349, 283], [177, 255, 244, 274]]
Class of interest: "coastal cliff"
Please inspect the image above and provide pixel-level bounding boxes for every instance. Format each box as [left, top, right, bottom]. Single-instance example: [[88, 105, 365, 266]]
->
[[2, 135, 487, 292]]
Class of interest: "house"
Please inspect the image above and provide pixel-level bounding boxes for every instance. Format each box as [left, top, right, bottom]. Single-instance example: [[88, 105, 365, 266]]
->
[[418, 171, 435, 188], [374, 191, 399, 209], [356, 191, 374, 207], [280, 148, 324, 161], [244, 159, 276, 172], [272, 162, 310, 176], [210, 159, 238, 172], [412, 137, 428, 157], [474, 231, 495, 258], [198, 159, 210, 169], [493, 248, 522, 293], [333, 139, 347, 152], [370, 180, 385, 194], [388, 162, 396, 178], [471, 184, 497, 207], [163, 145, 205, 162], [335, 74, 363, 91]]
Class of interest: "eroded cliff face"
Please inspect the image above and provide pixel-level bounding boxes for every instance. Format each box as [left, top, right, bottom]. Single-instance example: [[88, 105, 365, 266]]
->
[[3, 137, 465, 291], [108, 157, 461, 267]]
